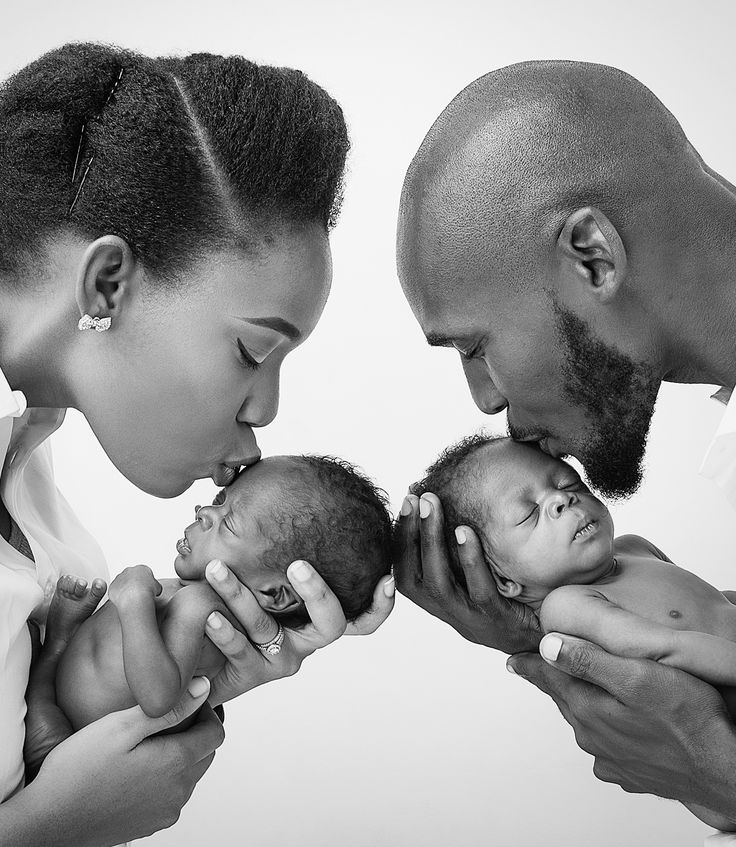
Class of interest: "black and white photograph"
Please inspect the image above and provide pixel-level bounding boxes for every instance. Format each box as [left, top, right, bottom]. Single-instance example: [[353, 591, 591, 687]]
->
[[1, 2, 735, 845]]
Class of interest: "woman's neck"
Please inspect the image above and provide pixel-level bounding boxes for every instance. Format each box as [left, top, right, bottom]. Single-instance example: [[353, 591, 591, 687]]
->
[[0, 253, 78, 408]]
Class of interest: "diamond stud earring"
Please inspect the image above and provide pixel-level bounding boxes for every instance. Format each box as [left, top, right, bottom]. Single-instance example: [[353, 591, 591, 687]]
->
[[78, 315, 112, 332]]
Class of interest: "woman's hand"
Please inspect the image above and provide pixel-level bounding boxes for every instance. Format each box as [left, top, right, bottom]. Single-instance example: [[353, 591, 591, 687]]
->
[[6, 679, 223, 847], [202, 558, 394, 706], [508, 634, 736, 817], [393, 493, 541, 653]]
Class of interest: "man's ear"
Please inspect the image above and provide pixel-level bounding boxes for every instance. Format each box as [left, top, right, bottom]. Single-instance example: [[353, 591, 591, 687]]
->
[[75, 235, 138, 321], [556, 206, 627, 303], [490, 568, 523, 599], [255, 580, 303, 614]]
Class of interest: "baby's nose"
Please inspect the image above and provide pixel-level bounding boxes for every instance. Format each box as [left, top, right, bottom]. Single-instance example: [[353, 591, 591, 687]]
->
[[549, 492, 574, 517], [196, 505, 217, 529]]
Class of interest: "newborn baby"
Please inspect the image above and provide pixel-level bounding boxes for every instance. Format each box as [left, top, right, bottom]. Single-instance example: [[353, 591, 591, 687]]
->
[[412, 434, 736, 830], [54, 455, 391, 730]]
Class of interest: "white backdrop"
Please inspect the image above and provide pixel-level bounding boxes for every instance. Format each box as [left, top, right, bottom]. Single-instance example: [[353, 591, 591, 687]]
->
[[2, 1, 735, 845]]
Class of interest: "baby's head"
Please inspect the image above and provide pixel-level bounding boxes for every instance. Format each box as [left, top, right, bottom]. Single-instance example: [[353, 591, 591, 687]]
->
[[411, 435, 615, 604], [175, 455, 392, 625]]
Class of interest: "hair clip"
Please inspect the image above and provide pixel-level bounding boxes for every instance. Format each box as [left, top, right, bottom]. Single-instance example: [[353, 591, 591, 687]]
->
[[68, 67, 125, 215]]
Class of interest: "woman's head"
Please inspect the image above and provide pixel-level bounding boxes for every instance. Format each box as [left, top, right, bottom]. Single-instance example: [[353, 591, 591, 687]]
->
[[0, 44, 349, 495]]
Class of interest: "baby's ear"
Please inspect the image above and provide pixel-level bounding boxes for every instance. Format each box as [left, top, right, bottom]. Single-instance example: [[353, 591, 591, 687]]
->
[[257, 582, 303, 614], [490, 569, 523, 599]]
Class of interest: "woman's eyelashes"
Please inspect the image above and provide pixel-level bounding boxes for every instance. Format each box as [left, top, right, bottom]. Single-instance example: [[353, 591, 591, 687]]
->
[[237, 337, 261, 371]]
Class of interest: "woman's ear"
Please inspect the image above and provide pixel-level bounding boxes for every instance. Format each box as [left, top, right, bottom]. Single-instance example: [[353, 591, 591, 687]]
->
[[556, 206, 627, 303], [490, 568, 523, 599], [75, 235, 138, 322]]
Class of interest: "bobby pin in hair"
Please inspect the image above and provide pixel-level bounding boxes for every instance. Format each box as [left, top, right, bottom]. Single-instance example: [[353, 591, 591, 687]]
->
[[69, 68, 125, 215]]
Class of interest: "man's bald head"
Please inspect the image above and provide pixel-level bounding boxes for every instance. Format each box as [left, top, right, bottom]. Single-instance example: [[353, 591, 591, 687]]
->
[[396, 61, 726, 499], [398, 60, 703, 308]]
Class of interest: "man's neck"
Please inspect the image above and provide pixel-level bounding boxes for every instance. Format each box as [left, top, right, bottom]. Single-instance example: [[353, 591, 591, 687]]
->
[[657, 177, 736, 389]]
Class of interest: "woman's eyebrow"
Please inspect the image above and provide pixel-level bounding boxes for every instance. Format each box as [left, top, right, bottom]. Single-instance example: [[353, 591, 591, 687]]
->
[[236, 316, 302, 341]]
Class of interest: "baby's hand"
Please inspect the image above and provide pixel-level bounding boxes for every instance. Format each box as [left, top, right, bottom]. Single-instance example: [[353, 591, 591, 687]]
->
[[108, 565, 162, 610]]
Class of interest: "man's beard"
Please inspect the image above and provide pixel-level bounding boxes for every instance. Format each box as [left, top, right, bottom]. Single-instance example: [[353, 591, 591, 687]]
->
[[552, 302, 661, 499]]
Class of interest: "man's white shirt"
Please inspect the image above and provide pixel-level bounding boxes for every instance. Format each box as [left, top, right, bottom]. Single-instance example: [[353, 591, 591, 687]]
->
[[701, 386, 736, 843]]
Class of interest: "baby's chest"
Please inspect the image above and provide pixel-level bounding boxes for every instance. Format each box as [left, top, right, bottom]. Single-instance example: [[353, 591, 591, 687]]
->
[[603, 559, 733, 635]]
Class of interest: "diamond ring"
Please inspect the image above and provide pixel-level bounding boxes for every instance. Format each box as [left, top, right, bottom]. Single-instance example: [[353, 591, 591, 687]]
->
[[254, 623, 285, 656]]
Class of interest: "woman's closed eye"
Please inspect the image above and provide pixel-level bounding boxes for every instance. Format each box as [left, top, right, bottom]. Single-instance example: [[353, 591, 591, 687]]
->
[[237, 338, 261, 371]]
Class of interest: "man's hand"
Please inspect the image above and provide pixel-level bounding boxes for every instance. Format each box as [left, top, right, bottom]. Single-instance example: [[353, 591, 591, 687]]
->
[[393, 493, 541, 653], [202, 558, 394, 707], [508, 633, 736, 816]]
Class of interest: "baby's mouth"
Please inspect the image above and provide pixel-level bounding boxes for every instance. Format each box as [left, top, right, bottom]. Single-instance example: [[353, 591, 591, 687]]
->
[[573, 519, 598, 541], [176, 535, 192, 556]]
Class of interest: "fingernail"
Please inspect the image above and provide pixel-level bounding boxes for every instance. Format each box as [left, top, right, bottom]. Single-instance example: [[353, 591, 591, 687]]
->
[[289, 560, 312, 582], [506, 660, 517, 675], [384, 575, 395, 597], [76, 578, 88, 589], [400, 497, 413, 517], [540, 634, 563, 662], [206, 612, 223, 630], [455, 527, 466, 545], [419, 496, 431, 519], [187, 676, 210, 698], [206, 560, 227, 581]]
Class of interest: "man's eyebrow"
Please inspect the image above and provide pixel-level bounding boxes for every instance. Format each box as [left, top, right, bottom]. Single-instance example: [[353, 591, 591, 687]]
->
[[237, 316, 302, 341]]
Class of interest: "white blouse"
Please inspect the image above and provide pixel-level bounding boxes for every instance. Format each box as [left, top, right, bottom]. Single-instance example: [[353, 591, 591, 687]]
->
[[0, 365, 108, 801]]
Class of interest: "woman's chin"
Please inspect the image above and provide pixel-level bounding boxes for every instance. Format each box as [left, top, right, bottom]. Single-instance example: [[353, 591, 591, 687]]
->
[[121, 468, 195, 499]]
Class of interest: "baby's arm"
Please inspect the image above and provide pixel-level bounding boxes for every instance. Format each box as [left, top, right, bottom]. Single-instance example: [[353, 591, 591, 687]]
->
[[540, 586, 736, 687], [108, 566, 200, 718]]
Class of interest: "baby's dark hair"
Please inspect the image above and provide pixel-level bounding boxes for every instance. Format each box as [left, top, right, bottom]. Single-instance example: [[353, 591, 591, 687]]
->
[[0, 43, 349, 280], [258, 456, 393, 626], [410, 433, 509, 582]]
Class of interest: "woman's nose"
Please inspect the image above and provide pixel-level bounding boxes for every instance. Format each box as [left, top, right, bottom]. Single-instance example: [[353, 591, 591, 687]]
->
[[237, 361, 281, 428]]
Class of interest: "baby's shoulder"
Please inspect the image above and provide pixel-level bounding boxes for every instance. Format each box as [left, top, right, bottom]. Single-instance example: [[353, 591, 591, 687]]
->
[[614, 534, 673, 563], [539, 584, 608, 632]]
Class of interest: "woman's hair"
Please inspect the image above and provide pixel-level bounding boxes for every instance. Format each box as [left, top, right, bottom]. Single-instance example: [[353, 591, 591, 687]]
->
[[0, 43, 349, 280]]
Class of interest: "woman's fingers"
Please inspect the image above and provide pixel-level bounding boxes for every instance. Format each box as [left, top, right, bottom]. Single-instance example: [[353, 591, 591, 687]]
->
[[126, 677, 224, 753], [345, 574, 395, 636], [205, 559, 280, 644], [286, 560, 346, 645]]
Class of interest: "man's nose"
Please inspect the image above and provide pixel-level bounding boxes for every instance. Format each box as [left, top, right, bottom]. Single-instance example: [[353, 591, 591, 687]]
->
[[547, 491, 577, 518], [461, 358, 508, 415]]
